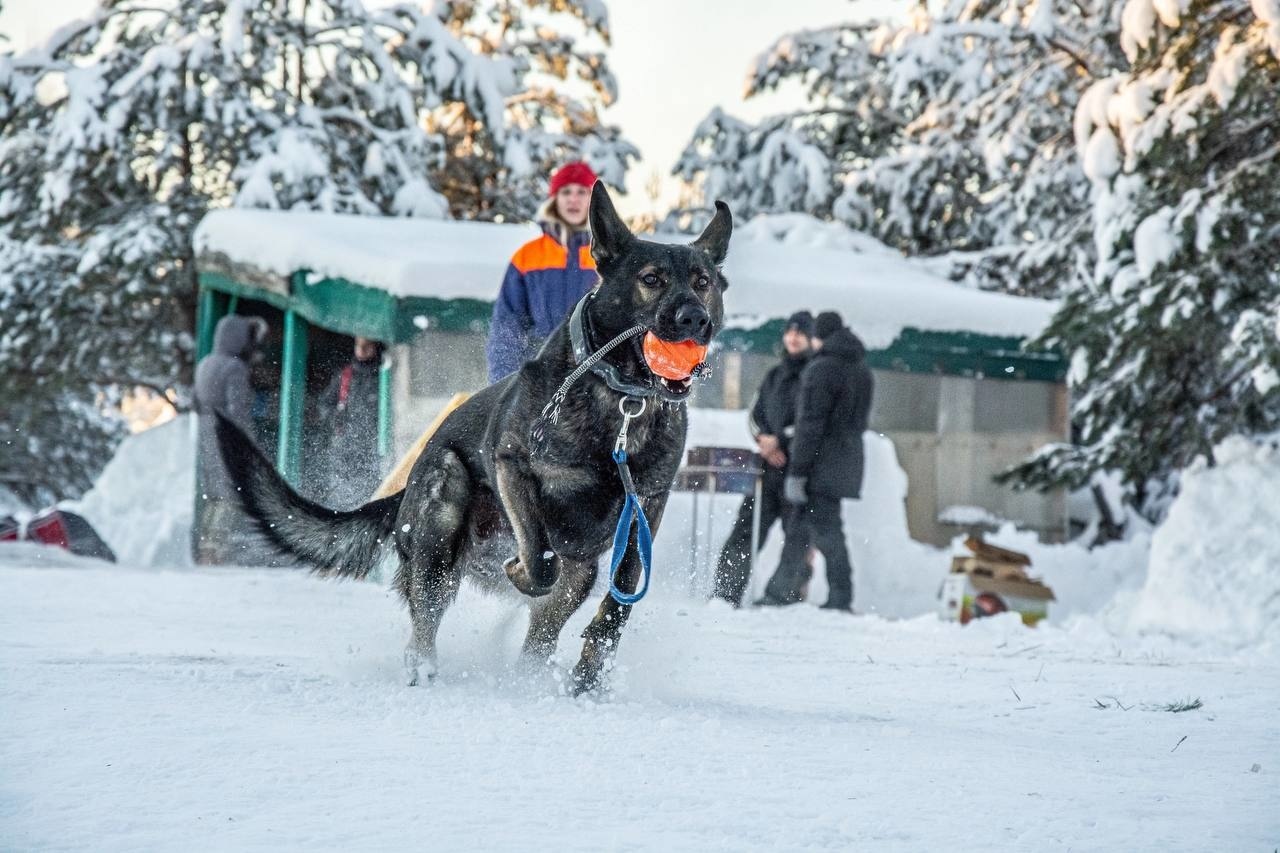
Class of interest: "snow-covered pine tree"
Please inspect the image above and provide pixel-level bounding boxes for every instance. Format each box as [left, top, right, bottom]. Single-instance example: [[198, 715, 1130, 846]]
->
[[1004, 0, 1280, 518], [0, 236, 127, 506], [424, 0, 637, 221], [669, 107, 834, 231], [1, 0, 629, 500], [671, 0, 1124, 297]]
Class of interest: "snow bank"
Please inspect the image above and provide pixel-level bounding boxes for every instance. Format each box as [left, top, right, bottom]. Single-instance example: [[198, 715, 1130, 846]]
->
[[62, 415, 195, 568], [678, 410, 1146, 620], [44, 404, 957, 614], [39, 402, 1164, 631], [0, 485, 28, 518], [0, 541, 115, 571], [1130, 435, 1280, 647], [977, 522, 1152, 624], [45, 405, 1148, 625], [194, 209, 1057, 348]]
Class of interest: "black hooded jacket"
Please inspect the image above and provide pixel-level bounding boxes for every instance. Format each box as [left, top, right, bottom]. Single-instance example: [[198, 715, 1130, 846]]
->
[[194, 315, 260, 500], [748, 351, 809, 450], [787, 326, 874, 499]]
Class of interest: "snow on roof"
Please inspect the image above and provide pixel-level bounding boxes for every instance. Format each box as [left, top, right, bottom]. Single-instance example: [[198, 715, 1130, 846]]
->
[[195, 209, 540, 303], [195, 209, 1056, 348], [713, 229, 1056, 349]]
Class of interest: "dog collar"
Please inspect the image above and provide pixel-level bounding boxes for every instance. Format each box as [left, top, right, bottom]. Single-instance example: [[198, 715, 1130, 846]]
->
[[569, 295, 660, 399]]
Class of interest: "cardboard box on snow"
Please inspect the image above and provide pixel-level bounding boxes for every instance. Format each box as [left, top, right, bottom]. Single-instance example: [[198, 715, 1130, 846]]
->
[[939, 537, 1055, 626]]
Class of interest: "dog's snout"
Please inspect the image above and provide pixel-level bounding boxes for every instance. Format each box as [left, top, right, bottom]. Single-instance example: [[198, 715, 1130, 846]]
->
[[674, 303, 711, 337]]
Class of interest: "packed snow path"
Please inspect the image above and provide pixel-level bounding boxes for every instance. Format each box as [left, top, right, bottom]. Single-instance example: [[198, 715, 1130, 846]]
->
[[2, 559, 1276, 851]]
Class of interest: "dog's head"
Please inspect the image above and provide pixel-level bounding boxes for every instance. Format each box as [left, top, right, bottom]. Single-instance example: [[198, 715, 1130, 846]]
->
[[587, 181, 731, 401]]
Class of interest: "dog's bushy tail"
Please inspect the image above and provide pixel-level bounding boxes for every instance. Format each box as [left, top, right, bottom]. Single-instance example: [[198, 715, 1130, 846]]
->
[[215, 413, 402, 579]]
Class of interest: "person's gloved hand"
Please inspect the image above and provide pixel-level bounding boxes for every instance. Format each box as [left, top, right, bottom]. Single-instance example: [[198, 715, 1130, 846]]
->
[[783, 475, 808, 505]]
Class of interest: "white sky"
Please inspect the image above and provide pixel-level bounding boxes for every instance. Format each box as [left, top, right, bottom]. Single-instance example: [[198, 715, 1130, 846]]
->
[[601, 0, 898, 216], [0, 0, 899, 218]]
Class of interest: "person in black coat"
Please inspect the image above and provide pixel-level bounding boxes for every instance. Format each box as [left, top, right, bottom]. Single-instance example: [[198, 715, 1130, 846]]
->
[[712, 312, 814, 606], [760, 311, 874, 610], [320, 336, 386, 508], [192, 314, 268, 564]]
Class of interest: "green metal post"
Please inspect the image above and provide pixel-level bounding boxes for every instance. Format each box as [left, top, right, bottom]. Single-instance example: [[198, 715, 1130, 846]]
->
[[195, 288, 229, 362], [378, 355, 393, 458], [276, 309, 309, 485], [193, 287, 231, 562]]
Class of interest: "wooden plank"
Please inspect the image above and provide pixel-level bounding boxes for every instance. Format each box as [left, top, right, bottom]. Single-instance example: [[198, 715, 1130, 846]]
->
[[372, 392, 470, 499], [964, 535, 1031, 566], [966, 573, 1056, 602], [951, 556, 1029, 578]]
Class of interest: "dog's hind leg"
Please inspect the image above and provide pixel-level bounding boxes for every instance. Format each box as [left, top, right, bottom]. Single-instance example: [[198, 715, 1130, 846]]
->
[[395, 450, 470, 686], [494, 453, 558, 598], [571, 495, 668, 695], [522, 558, 597, 664]]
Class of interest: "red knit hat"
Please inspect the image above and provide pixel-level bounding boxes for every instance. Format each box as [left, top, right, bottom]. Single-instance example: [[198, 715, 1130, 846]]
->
[[549, 161, 598, 196]]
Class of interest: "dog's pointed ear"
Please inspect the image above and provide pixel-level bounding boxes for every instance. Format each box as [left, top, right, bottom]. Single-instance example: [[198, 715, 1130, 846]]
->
[[692, 200, 732, 266], [589, 181, 633, 268]]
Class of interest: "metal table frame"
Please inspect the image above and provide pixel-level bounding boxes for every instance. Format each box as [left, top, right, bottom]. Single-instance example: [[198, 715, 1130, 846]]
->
[[675, 464, 764, 594]]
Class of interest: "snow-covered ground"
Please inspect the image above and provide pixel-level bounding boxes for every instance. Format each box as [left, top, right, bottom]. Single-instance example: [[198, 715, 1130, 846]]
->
[[5, 419, 1279, 850], [2, 553, 1277, 851]]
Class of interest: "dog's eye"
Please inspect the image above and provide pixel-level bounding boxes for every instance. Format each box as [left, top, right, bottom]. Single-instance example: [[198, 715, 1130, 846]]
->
[[695, 274, 711, 289], [641, 273, 661, 287]]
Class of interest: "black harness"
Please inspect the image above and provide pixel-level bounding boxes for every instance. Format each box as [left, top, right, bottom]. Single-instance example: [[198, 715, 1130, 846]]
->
[[530, 293, 710, 448], [568, 294, 661, 399]]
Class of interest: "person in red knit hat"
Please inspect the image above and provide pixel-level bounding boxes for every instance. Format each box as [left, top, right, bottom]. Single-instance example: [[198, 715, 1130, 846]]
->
[[486, 161, 601, 382]]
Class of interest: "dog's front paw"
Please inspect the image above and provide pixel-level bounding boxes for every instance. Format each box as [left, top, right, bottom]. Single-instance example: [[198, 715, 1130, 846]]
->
[[570, 666, 598, 697], [404, 646, 437, 687], [570, 643, 611, 697], [503, 553, 557, 598]]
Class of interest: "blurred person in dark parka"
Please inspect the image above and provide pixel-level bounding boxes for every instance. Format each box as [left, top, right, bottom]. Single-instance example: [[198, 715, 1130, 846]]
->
[[192, 314, 267, 564], [758, 310, 874, 611], [712, 311, 814, 606]]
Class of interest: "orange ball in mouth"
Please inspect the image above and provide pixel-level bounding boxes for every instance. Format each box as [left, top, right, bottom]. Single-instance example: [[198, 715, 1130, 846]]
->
[[642, 332, 708, 381]]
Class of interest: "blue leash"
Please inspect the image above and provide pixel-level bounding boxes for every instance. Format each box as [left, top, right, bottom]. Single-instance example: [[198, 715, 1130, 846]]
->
[[607, 398, 652, 605]]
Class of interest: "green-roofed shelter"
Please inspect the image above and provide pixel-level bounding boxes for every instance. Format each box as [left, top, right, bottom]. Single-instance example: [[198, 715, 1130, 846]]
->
[[194, 209, 1068, 544]]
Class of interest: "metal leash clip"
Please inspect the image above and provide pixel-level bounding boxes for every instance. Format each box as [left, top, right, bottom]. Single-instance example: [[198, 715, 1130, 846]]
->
[[608, 394, 653, 605], [614, 396, 647, 455]]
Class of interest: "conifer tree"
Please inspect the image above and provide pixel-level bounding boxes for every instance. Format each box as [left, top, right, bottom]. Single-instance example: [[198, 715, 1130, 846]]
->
[[426, 0, 637, 221], [1006, 0, 1280, 517], [0, 0, 635, 500], [672, 0, 1125, 297]]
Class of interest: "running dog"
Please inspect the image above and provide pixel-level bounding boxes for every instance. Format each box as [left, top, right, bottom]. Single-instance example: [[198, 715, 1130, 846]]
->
[[216, 183, 731, 693]]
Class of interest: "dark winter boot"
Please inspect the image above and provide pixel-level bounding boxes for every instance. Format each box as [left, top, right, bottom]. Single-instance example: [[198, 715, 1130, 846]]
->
[[822, 561, 854, 614], [761, 562, 808, 605]]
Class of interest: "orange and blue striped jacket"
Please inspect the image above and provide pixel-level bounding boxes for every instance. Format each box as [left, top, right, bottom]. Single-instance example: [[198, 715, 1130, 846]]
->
[[486, 223, 597, 383]]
